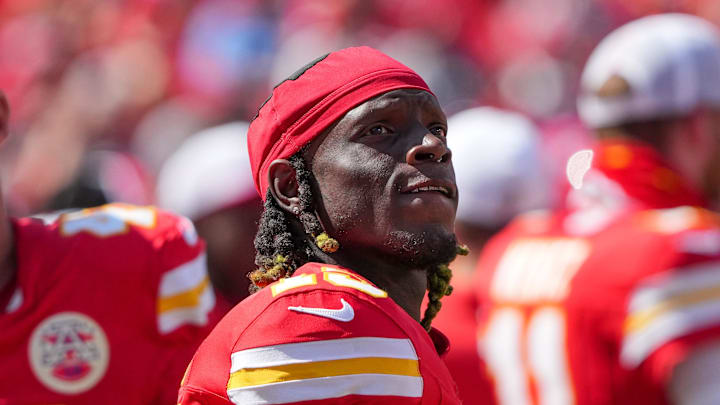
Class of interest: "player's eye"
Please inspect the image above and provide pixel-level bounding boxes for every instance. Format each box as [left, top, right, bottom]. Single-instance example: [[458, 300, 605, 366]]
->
[[429, 126, 447, 137], [365, 124, 393, 137]]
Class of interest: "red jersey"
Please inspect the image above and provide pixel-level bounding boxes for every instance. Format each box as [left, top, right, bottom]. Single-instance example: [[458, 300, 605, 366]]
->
[[426, 270, 494, 405], [474, 140, 720, 405], [179, 263, 461, 405], [0, 203, 216, 404]]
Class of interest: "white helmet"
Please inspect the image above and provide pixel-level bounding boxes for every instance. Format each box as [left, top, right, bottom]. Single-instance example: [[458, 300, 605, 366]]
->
[[156, 121, 257, 221], [578, 13, 720, 128], [448, 107, 551, 228]]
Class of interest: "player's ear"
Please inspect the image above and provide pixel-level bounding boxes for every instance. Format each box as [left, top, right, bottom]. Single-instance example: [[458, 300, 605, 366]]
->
[[0, 91, 8, 143], [267, 158, 302, 215]]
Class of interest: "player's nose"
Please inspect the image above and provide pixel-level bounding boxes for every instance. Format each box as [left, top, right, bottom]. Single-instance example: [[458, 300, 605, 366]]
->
[[406, 131, 451, 165]]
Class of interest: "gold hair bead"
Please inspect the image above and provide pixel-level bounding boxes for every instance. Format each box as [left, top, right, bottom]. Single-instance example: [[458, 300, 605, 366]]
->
[[248, 269, 271, 288], [315, 232, 339, 253]]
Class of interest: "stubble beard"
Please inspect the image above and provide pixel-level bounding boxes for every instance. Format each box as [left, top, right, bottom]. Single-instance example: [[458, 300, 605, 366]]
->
[[382, 229, 458, 271]]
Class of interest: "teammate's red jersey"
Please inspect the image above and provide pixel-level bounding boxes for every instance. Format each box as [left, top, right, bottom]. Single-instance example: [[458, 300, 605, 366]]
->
[[179, 263, 461, 405], [0, 203, 216, 405], [426, 269, 494, 405], [474, 139, 720, 405]]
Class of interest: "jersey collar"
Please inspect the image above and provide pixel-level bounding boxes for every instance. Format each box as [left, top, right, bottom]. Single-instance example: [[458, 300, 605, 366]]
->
[[429, 327, 451, 357]]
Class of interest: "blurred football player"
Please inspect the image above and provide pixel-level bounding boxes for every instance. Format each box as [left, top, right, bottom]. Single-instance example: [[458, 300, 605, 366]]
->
[[178, 46, 464, 404], [0, 92, 217, 403], [157, 121, 263, 312], [474, 13, 720, 405], [430, 107, 551, 405]]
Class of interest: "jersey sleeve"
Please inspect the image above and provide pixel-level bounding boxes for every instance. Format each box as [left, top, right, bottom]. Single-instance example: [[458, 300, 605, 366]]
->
[[180, 288, 423, 405], [147, 210, 218, 404], [152, 211, 215, 338], [620, 240, 720, 386], [52, 203, 215, 337], [48, 203, 217, 403]]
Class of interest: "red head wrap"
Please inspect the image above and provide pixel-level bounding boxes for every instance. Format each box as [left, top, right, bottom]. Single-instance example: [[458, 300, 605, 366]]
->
[[247, 46, 432, 200]]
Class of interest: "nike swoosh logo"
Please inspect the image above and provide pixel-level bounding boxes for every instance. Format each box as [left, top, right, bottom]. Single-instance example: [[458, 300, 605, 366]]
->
[[287, 298, 355, 322]]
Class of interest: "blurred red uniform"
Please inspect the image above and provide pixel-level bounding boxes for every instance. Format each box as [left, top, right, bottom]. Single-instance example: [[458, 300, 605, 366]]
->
[[474, 140, 720, 405], [426, 271, 494, 405], [0, 203, 216, 404], [178, 263, 460, 405]]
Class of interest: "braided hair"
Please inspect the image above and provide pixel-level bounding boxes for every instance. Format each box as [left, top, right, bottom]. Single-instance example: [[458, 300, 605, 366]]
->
[[247, 150, 467, 330], [247, 152, 330, 291], [420, 244, 469, 330]]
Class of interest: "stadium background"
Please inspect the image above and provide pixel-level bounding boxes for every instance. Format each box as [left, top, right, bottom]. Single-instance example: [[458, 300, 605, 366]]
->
[[0, 0, 718, 215]]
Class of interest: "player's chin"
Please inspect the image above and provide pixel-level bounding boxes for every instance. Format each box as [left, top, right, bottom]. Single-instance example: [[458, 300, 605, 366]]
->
[[383, 228, 458, 270]]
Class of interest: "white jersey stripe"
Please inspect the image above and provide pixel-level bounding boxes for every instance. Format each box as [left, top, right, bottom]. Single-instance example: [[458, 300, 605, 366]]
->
[[621, 297, 720, 367], [158, 285, 215, 334], [231, 337, 417, 372], [227, 373, 423, 404], [629, 261, 720, 312], [159, 253, 208, 297], [622, 261, 720, 366]]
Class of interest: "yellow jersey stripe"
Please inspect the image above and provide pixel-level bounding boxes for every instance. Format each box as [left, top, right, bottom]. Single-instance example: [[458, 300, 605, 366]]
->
[[157, 286, 215, 334], [625, 283, 720, 334], [227, 357, 420, 389], [158, 276, 210, 313]]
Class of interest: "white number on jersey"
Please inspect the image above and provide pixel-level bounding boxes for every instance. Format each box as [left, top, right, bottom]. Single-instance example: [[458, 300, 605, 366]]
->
[[60, 204, 156, 237], [482, 306, 575, 405], [482, 237, 588, 405]]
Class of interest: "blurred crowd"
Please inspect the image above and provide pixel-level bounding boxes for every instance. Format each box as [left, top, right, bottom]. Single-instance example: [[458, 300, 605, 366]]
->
[[2, 0, 720, 216]]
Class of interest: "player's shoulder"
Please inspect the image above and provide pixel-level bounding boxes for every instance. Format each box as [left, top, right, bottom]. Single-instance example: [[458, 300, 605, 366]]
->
[[26, 203, 203, 269], [619, 207, 720, 367], [629, 205, 720, 236], [19, 203, 197, 252], [211, 263, 396, 343], [51, 203, 198, 246], [55, 203, 212, 335], [18, 204, 212, 336], [183, 263, 423, 404], [626, 205, 720, 259], [591, 206, 720, 293]]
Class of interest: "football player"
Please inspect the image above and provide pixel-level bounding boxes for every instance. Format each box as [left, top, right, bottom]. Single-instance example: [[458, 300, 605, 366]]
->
[[0, 92, 217, 403], [474, 14, 720, 405], [178, 46, 464, 404]]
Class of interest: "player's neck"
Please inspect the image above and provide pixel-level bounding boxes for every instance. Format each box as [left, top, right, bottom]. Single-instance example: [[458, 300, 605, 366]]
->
[[0, 200, 14, 295], [313, 248, 428, 322]]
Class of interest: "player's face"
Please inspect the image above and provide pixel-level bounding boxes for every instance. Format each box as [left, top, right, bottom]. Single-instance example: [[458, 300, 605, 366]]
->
[[305, 89, 458, 269]]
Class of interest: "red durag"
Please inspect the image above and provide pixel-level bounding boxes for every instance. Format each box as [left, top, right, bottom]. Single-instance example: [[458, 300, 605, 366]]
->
[[247, 46, 432, 200]]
